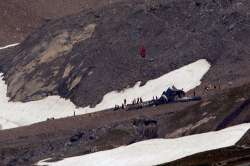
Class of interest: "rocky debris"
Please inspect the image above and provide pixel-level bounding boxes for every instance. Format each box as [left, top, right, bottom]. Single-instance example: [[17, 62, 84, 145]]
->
[[69, 131, 85, 143], [1, 0, 250, 165], [1, 0, 250, 108], [5, 23, 96, 102], [216, 99, 250, 130], [0, 83, 250, 165], [0, 115, 159, 166], [166, 115, 216, 138], [237, 129, 250, 148], [132, 117, 158, 139], [0, 0, 124, 45]]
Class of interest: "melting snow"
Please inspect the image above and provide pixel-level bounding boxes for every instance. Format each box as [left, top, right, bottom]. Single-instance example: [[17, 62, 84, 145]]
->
[[82, 59, 210, 112], [37, 123, 250, 166], [0, 59, 210, 130], [0, 43, 19, 50]]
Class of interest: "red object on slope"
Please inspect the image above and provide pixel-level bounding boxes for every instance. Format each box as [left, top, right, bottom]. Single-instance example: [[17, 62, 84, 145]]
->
[[139, 46, 146, 58]]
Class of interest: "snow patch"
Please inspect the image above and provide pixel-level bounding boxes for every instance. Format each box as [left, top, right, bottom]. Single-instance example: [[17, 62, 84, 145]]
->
[[83, 59, 211, 112], [0, 43, 19, 50], [88, 71, 93, 76], [0, 59, 210, 129], [37, 123, 250, 166]]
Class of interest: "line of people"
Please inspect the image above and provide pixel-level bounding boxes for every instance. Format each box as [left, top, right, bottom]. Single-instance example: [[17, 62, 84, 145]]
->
[[114, 97, 145, 111], [132, 97, 143, 105], [114, 95, 161, 111]]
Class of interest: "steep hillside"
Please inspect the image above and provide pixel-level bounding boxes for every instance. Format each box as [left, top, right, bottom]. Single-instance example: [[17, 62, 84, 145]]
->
[[0, 0, 250, 166], [0, 0, 250, 108], [0, 60, 210, 130], [37, 124, 250, 166], [0, 0, 122, 45], [1, 83, 250, 165]]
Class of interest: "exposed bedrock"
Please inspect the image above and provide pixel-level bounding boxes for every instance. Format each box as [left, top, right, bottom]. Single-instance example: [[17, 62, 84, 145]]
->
[[0, 0, 250, 107]]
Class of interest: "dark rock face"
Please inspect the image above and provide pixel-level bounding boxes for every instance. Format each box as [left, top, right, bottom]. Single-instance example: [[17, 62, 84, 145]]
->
[[0, 0, 124, 46], [0, 115, 159, 166], [1, 0, 250, 108], [132, 117, 158, 139]]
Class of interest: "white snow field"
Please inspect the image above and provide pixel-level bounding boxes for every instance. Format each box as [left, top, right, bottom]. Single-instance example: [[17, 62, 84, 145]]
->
[[0, 59, 210, 130], [83, 59, 211, 112], [37, 123, 250, 166], [0, 43, 19, 50]]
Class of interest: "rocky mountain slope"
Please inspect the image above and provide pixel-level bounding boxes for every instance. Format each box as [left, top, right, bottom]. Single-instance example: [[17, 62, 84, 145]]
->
[[1, 82, 250, 165], [1, 0, 250, 108], [0, 0, 123, 46], [1, 0, 250, 166], [37, 124, 250, 166]]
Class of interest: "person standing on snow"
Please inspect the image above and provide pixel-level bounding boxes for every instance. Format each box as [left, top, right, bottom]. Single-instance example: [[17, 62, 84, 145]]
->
[[139, 97, 143, 103]]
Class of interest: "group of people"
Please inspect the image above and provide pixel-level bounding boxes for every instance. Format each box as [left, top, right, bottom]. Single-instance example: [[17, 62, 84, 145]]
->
[[203, 83, 221, 95], [132, 97, 143, 105], [114, 97, 145, 111], [123, 97, 144, 108], [152, 96, 158, 101]]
